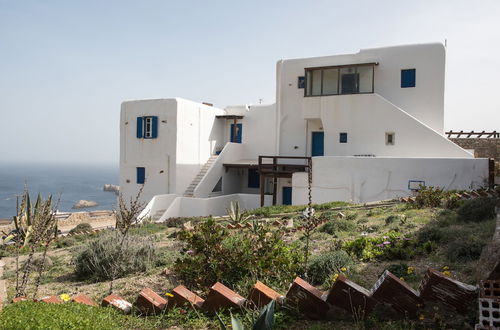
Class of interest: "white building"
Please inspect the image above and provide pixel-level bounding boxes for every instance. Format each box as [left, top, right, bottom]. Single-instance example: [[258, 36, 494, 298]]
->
[[119, 43, 489, 220]]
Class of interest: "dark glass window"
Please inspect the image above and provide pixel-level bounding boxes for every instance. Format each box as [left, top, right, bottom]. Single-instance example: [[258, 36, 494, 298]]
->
[[401, 69, 416, 88], [297, 76, 305, 89], [247, 169, 260, 188], [305, 64, 375, 96], [339, 133, 348, 143]]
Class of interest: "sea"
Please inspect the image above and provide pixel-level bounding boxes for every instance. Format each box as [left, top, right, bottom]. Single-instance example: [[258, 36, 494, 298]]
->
[[0, 162, 119, 220]]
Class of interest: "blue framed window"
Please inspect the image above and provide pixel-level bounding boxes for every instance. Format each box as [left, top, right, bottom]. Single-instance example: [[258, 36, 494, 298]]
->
[[339, 132, 348, 143], [297, 76, 305, 89], [136, 167, 145, 184], [401, 69, 416, 88], [137, 116, 158, 139], [248, 169, 260, 188]]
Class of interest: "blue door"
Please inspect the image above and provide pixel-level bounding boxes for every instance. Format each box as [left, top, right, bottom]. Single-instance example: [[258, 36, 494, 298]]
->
[[230, 123, 242, 143], [282, 187, 292, 205], [311, 132, 324, 156]]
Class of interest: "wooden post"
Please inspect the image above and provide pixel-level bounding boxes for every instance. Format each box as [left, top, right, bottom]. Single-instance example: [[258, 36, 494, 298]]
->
[[489, 158, 495, 189], [259, 156, 265, 207], [272, 157, 278, 206]]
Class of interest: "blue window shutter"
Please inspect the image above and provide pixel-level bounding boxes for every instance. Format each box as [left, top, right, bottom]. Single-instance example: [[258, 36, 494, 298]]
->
[[136, 117, 143, 138], [136, 167, 145, 184], [152, 116, 158, 138]]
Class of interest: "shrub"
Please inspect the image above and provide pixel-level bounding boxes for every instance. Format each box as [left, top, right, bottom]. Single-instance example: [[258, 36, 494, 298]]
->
[[456, 197, 496, 223], [446, 240, 486, 262], [386, 263, 410, 278], [174, 217, 303, 290], [417, 226, 445, 244], [307, 250, 354, 285], [319, 219, 356, 234], [342, 231, 422, 261], [73, 232, 158, 282], [414, 186, 446, 208], [385, 215, 398, 225], [69, 223, 93, 234]]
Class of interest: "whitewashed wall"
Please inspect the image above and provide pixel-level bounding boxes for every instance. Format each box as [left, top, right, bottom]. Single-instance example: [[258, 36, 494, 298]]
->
[[292, 156, 489, 204], [120, 99, 178, 204], [158, 193, 273, 220], [307, 93, 471, 158], [175, 99, 225, 194], [223, 104, 277, 159], [120, 98, 224, 204], [276, 43, 447, 158]]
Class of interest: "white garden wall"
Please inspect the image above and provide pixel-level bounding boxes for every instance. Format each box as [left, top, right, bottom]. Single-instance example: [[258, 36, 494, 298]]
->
[[292, 156, 489, 204]]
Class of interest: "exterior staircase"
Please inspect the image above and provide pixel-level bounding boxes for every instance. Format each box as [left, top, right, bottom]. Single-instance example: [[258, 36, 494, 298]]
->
[[183, 155, 218, 197]]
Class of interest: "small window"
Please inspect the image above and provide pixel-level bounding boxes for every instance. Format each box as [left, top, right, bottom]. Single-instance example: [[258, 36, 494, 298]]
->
[[339, 132, 348, 143], [136, 116, 158, 139], [401, 69, 416, 88], [248, 169, 260, 188], [297, 76, 305, 89], [136, 167, 145, 184], [386, 132, 395, 145]]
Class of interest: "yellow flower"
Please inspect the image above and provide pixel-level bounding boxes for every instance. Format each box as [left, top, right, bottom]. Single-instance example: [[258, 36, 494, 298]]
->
[[407, 266, 414, 275], [443, 270, 452, 277], [59, 294, 71, 302], [340, 267, 347, 272], [419, 314, 425, 321], [331, 273, 339, 282], [399, 277, 405, 281], [165, 293, 174, 297], [442, 266, 449, 270]]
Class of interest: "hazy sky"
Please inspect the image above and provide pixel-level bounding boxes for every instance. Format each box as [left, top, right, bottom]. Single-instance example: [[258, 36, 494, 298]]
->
[[1, 0, 499, 165]]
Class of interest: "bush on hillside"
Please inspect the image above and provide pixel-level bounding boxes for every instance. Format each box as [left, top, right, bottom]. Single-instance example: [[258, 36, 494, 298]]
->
[[69, 222, 93, 234], [446, 239, 486, 262], [73, 232, 158, 282], [456, 197, 496, 223], [319, 219, 356, 234], [307, 250, 354, 285], [174, 217, 303, 290]]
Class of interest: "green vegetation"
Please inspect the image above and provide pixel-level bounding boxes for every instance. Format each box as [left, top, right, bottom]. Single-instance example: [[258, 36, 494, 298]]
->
[[69, 222, 93, 234], [307, 250, 354, 285], [456, 197, 496, 223], [174, 217, 303, 292], [1, 191, 497, 329], [73, 232, 159, 282], [0, 301, 149, 330]]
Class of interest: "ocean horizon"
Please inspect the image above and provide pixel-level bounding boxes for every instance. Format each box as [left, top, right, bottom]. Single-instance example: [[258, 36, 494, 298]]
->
[[0, 162, 119, 220]]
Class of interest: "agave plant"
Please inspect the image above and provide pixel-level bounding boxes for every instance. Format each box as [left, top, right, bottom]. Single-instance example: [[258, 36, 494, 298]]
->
[[10, 189, 59, 298], [226, 200, 249, 225], [217, 300, 276, 330], [8, 192, 58, 247]]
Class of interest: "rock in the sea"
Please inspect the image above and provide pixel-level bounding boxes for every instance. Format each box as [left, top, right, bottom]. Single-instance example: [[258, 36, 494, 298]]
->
[[103, 184, 120, 195], [72, 200, 98, 209]]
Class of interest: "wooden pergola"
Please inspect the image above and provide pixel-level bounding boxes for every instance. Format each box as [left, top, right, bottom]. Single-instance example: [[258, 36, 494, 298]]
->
[[258, 156, 311, 206]]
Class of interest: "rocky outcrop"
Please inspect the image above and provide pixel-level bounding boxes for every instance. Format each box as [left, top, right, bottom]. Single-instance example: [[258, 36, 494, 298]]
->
[[72, 200, 98, 209], [103, 184, 120, 195]]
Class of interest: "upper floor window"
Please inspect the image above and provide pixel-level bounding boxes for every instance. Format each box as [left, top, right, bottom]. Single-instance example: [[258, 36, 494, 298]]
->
[[305, 63, 376, 97], [401, 69, 416, 88], [137, 116, 158, 139]]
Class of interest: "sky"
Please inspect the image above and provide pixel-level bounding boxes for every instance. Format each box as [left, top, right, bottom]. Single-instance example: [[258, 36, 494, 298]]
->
[[0, 0, 499, 166]]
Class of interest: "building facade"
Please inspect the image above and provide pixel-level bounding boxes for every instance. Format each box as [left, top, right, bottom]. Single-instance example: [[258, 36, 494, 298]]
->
[[119, 43, 489, 220]]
